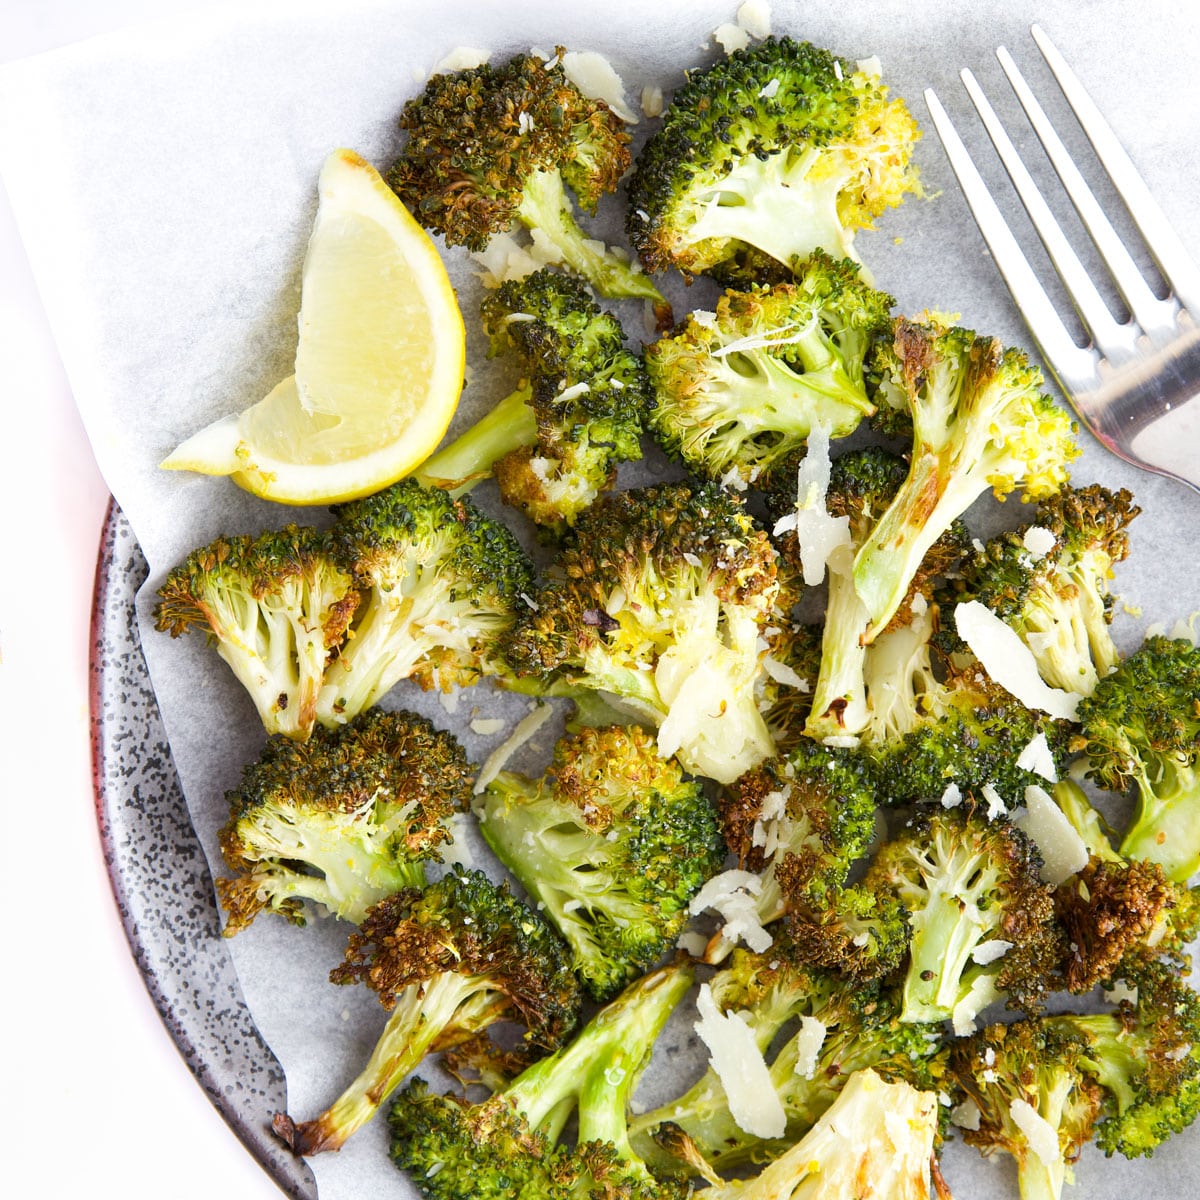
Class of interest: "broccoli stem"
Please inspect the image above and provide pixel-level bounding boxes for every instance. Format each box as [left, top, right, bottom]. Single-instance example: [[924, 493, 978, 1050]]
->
[[517, 168, 666, 307], [1119, 762, 1200, 882], [275, 972, 499, 1154], [415, 387, 538, 495]]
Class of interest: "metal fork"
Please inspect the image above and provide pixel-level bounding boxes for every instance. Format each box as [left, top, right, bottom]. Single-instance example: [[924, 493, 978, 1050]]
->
[[923, 24, 1200, 494]]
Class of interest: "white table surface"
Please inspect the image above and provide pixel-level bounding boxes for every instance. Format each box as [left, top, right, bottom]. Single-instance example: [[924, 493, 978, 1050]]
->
[[2, 3, 285, 1195]]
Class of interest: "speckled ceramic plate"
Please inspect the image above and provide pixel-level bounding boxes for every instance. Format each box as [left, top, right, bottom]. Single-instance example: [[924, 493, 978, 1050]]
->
[[89, 499, 317, 1200]]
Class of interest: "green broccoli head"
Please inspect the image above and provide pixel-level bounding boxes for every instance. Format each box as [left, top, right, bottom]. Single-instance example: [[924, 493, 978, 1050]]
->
[[644, 255, 893, 486], [475, 723, 726, 1000], [853, 317, 1079, 641], [626, 37, 922, 283], [154, 524, 358, 739], [863, 805, 1062, 1026], [216, 708, 471, 934], [273, 866, 580, 1156], [388, 962, 695, 1200], [502, 481, 780, 783], [315, 479, 533, 724], [390, 49, 665, 308], [1075, 634, 1200, 882]]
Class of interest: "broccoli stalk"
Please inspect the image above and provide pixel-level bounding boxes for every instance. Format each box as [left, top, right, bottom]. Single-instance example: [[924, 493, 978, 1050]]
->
[[154, 524, 358, 739], [1076, 634, 1200, 881], [416, 269, 651, 530], [475, 724, 726, 1000], [272, 867, 580, 1156], [390, 50, 667, 315], [215, 709, 472, 933], [316, 479, 532, 724], [501, 482, 780, 784], [643, 256, 892, 487], [387, 962, 695, 1200], [853, 318, 1079, 642], [627, 37, 922, 283]]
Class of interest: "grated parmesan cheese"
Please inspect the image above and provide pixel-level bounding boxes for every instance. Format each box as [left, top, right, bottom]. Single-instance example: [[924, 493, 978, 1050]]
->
[[1016, 784, 1090, 885], [473, 704, 555, 794]]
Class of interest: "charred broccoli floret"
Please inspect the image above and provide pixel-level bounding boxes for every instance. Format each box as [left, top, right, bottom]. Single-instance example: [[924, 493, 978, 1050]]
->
[[853, 318, 1079, 641], [643, 255, 892, 487], [390, 50, 666, 312], [154, 524, 357, 739], [475, 724, 726, 1000], [1075, 634, 1200, 881], [215, 709, 471, 934], [863, 805, 1062, 1027], [273, 866, 580, 1156], [316, 479, 532, 724], [388, 962, 694, 1200], [626, 37, 921, 283], [942, 484, 1139, 695], [501, 481, 780, 783]]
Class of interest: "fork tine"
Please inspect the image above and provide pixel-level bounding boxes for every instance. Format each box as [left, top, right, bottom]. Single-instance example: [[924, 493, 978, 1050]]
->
[[959, 66, 1138, 364], [921, 87, 1097, 390], [1031, 23, 1200, 320], [995, 44, 1178, 341]]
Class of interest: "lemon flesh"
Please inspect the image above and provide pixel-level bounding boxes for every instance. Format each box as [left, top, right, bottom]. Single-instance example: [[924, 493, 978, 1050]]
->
[[162, 148, 465, 505]]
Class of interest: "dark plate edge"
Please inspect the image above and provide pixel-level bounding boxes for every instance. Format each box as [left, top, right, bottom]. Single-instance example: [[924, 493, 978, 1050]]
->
[[88, 496, 317, 1200]]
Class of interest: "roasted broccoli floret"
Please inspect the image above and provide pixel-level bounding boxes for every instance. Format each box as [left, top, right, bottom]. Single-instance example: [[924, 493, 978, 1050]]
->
[[315, 479, 532, 724], [388, 962, 694, 1200], [626, 37, 921, 283], [215, 709, 471, 934], [853, 318, 1078, 641], [863, 805, 1062, 1026], [631, 949, 943, 1177], [943, 484, 1139, 695], [1075, 634, 1200, 882], [154, 524, 358, 739], [501, 481, 780, 783], [390, 50, 667, 314], [949, 1016, 1106, 1200], [272, 866, 580, 1156], [1051, 779, 1200, 993], [643, 256, 892, 486], [475, 724, 726, 1000], [416, 269, 651, 530], [698, 1068, 945, 1200]]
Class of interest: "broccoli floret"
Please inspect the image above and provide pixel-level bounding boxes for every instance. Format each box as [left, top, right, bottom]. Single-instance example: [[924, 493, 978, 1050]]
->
[[943, 485, 1139, 695], [272, 866, 580, 1156], [501, 481, 780, 783], [631, 950, 943, 1177], [852, 318, 1079, 642], [416, 269, 651, 531], [215, 709, 471, 934], [626, 37, 921, 283], [1075, 634, 1200, 882], [1051, 780, 1200, 993], [863, 805, 1062, 1025], [390, 50, 667, 314], [316, 479, 532, 724], [154, 524, 358, 739], [388, 962, 694, 1200], [949, 1017, 1106, 1200], [643, 255, 892, 486], [698, 1068, 944, 1200], [475, 724, 726, 1000]]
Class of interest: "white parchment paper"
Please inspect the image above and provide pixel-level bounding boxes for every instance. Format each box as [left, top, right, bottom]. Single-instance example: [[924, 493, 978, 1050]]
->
[[4, 2, 1200, 1197]]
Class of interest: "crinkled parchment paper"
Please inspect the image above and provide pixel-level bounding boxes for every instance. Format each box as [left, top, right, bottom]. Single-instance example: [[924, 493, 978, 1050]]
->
[[3, 1, 1199, 1196]]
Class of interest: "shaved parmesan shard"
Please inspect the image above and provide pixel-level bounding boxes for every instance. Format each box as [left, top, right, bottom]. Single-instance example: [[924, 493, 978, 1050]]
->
[[1017, 784, 1089, 885], [793, 1016, 826, 1079], [641, 84, 664, 118], [1023, 525, 1057, 559], [951, 1097, 982, 1131], [761, 655, 809, 690], [736, 0, 772, 38], [1010, 1099, 1062, 1168], [470, 717, 505, 736], [434, 47, 491, 73], [560, 51, 638, 123], [473, 703, 555, 794], [1016, 732, 1059, 783], [713, 23, 752, 54], [856, 55, 883, 77], [941, 782, 963, 809], [971, 939, 1013, 966], [694, 983, 787, 1138], [689, 870, 773, 953], [774, 422, 850, 586], [954, 601, 1082, 721]]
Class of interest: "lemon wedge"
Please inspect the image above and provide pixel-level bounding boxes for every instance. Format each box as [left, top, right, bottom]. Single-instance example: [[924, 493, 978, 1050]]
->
[[162, 148, 465, 505]]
